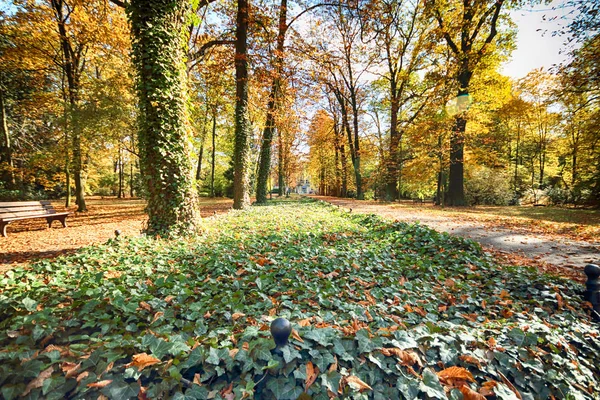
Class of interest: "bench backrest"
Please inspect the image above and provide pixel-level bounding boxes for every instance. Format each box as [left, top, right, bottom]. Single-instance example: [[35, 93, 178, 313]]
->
[[0, 201, 57, 220]]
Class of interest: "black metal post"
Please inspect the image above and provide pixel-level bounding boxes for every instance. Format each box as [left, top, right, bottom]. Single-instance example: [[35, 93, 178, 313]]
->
[[584, 264, 600, 321], [270, 317, 291, 356]]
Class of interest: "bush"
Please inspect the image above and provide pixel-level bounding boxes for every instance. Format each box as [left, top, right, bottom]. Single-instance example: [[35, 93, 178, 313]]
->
[[465, 166, 512, 206]]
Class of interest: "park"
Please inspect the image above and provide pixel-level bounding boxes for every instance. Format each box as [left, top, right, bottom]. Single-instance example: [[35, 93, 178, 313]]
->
[[1, 0, 599, 398]]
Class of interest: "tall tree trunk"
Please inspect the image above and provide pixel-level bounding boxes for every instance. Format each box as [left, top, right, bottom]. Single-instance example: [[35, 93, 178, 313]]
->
[[278, 130, 284, 196], [256, 0, 287, 204], [447, 67, 471, 206], [130, 160, 134, 197], [52, 0, 87, 211], [128, 0, 201, 235], [211, 109, 216, 197], [514, 121, 520, 195], [387, 88, 400, 201], [196, 104, 209, 181], [233, 0, 251, 209], [0, 86, 14, 188]]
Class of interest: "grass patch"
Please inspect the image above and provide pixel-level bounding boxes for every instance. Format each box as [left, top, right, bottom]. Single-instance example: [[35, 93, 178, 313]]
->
[[0, 198, 598, 399]]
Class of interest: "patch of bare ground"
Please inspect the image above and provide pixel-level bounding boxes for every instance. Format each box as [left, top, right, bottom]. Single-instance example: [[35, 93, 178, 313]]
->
[[0, 197, 233, 271]]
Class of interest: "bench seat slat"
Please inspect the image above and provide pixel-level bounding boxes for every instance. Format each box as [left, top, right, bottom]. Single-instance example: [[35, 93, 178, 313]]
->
[[0, 206, 50, 213], [2, 212, 69, 222], [0, 210, 59, 219], [0, 201, 51, 207]]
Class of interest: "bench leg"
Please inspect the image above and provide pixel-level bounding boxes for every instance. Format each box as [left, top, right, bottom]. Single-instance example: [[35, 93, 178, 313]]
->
[[46, 217, 54, 228], [1, 221, 8, 237], [59, 216, 67, 228]]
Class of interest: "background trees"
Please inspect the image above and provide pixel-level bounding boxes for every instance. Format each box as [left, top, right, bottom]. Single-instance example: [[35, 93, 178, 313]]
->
[[1, 0, 598, 224]]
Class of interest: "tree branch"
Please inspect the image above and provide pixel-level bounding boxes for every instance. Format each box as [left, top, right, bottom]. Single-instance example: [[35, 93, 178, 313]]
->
[[477, 0, 504, 58], [189, 39, 235, 62]]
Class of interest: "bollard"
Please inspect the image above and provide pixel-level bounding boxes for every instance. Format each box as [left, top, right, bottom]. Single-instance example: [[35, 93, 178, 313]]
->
[[270, 317, 291, 356], [584, 264, 600, 321]]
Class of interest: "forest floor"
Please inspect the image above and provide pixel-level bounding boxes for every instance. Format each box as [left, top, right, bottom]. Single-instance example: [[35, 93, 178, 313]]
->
[[3, 195, 599, 282], [312, 195, 600, 282], [0, 197, 232, 271]]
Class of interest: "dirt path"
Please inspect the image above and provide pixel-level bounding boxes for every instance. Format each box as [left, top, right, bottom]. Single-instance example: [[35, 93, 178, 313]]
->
[[0, 197, 233, 271], [313, 196, 599, 281]]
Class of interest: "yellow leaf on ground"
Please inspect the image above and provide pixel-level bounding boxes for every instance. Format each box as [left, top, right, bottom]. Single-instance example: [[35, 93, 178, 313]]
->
[[126, 353, 161, 371], [345, 375, 372, 392], [22, 366, 53, 396]]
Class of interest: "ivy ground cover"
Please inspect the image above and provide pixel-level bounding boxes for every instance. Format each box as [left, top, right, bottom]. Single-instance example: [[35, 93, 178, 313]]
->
[[0, 198, 598, 399]]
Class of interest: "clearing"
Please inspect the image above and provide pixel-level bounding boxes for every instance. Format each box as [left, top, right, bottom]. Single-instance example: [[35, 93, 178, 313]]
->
[[0, 197, 232, 270], [0, 198, 598, 399]]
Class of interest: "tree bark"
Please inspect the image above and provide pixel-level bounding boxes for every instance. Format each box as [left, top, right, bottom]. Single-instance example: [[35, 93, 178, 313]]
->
[[196, 104, 209, 181], [0, 86, 14, 188], [128, 0, 201, 234], [211, 108, 216, 197], [446, 66, 471, 206], [52, 0, 87, 211], [278, 130, 284, 196], [233, 0, 251, 209], [256, 0, 287, 204]]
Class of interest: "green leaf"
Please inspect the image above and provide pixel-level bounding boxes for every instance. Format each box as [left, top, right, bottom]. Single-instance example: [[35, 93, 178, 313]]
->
[[419, 369, 446, 399]]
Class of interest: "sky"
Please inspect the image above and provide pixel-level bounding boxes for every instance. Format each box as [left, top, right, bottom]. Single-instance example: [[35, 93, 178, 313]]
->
[[501, 0, 576, 79]]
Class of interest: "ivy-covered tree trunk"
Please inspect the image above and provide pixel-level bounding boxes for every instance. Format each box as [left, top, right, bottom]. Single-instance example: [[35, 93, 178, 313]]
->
[[0, 86, 14, 188], [233, 0, 251, 209], [128, 0, 200, 235], [255, 0, 287, 204]]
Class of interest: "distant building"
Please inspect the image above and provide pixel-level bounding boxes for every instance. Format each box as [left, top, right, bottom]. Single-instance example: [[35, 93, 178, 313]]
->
[[296, 178, 313, 194]]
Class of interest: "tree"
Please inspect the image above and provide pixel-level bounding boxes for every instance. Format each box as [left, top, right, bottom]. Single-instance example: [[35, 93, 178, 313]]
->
[[232, 0, 252, 209], [126, 0, 201, 234], [365, 0, 436, 200], [255, 0, 287, 204], [427, 0, 509, 205]]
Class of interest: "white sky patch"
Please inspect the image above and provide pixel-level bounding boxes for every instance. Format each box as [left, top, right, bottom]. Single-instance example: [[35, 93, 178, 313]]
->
[[501, 0, 576, 78]]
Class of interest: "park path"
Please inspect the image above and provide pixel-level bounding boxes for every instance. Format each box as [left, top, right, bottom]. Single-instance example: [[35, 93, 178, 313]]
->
[[312, 195, 599, 281]]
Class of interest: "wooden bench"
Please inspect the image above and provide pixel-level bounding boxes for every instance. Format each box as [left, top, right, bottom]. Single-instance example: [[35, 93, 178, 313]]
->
[[0, 201, 70, 237]]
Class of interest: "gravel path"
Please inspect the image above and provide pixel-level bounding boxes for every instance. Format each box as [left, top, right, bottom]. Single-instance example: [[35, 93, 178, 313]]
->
[[312, 196, 599, 276]]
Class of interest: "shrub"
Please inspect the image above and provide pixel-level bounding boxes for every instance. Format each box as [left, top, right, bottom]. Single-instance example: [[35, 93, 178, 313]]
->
[[465, 166, 512, 205]]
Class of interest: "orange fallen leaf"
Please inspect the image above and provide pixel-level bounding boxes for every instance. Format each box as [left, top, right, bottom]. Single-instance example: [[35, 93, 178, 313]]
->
[[292, 328, 304, 343], [139, 301, 152, 312], [459, 385, 486, 400], [164, 295, 175, 304], [61, 362, 81, 379], [437, 366, 474, 383], [87, 380, 113, 389], [193, 373, 202, 385], [126, 353, 161, 371], [305, 361, 319, 389], [229, 348, 239, 358], [345, 375, 372, 392], [459, 355, 482, 368], [151, 312, 164, 324], [232, 312, 246, 321], [22, 366, 53, 396], [76, 371, 89, 382], [380, 348, 422, 367]]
